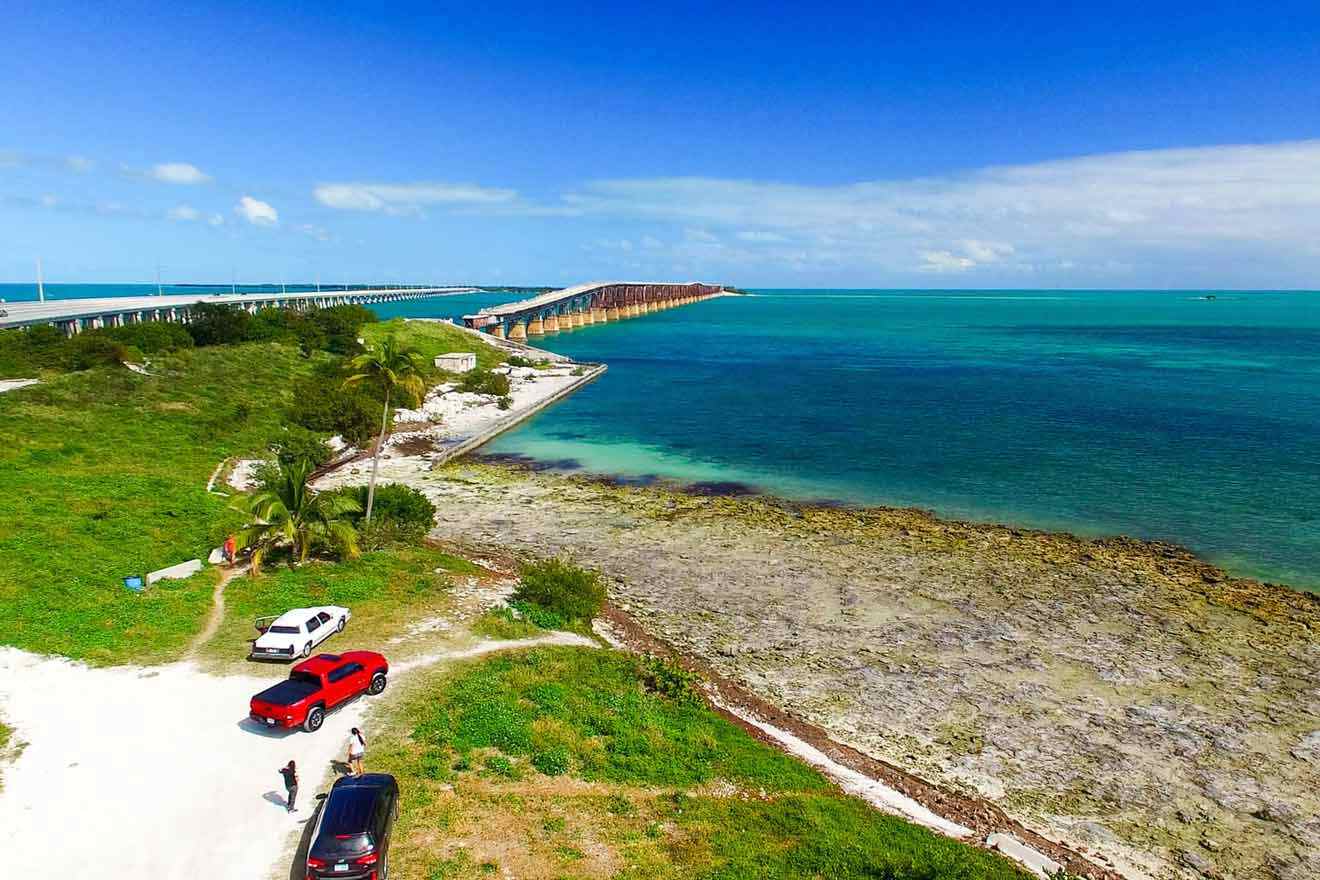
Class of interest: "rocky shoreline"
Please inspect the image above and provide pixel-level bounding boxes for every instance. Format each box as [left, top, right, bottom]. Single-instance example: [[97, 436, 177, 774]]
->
[[318, 455, 1320, 880]]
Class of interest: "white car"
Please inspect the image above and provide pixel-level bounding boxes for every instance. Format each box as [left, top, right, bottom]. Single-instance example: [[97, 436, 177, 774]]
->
[[250, 605, 351, 660]]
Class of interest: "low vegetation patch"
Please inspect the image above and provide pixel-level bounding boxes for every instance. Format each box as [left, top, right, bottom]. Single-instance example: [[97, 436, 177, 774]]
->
[[457, 368, 512, 397], [199, 545, 480, 668], [370, 647, 1029, 879], [511, 558, 606, 629], [362, 318, 507, 372]]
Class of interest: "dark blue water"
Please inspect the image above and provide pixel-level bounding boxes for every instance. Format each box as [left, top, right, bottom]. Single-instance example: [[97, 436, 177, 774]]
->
[[483, 290, 1320, 588]]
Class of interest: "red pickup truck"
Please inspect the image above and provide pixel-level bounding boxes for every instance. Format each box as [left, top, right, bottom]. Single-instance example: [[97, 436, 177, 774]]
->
[[249, 651, 389, 732]]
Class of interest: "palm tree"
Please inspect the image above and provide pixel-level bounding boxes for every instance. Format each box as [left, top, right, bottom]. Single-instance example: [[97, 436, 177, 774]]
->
[[343, 337, 427, 523], [231, 458, 361, 574]]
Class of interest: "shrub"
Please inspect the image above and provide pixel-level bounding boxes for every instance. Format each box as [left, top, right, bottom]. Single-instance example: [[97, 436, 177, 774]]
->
[[288, 368, 383, 446], [356, 517, 427, 551], [458, 368, 511, 397], [185, 302, 252, 347], [532, 748, 569, 776], [308, 304, 376, 354], [484, 755, 519, 779], [512, 558, 606, 625], [65, 332, 129, 370], [271, 425, 334, 470], [509, 599, 567, 631], [336, 483, 435, 528], [497, 395, 512, 410], [105, 321, 194, 354], [640, 655, 705, 706]]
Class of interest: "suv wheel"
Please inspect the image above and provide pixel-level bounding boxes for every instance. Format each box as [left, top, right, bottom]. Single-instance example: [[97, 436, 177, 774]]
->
[[304, 706, 325, 732], [301, 641, 313, 658], [337, 617, 346, 632], [379, 850, 389, 879], [367, 672, 387, 695]]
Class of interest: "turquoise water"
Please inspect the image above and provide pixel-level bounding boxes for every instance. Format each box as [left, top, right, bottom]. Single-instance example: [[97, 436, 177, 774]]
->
[[482, 290, 1320, 588], [8, 284, 1320, 587]]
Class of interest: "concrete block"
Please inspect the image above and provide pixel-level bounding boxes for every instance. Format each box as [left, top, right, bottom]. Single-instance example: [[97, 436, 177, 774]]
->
[[433, 352, 477, 372], [146, 558, 204, 585]]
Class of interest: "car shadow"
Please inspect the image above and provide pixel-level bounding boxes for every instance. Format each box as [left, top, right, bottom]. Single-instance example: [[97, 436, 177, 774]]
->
[[287, 796, 325, 880], [238, 717, 299, 738]]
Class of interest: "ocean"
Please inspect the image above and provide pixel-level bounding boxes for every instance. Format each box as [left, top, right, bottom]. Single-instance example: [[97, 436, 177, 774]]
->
[[6, 284, 1319, 587]]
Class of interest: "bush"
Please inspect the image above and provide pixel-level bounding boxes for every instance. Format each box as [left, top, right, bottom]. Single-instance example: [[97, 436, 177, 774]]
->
[[66, 332, 129, 370], [640, 655, 704, 706], [185, 302, 252, 347], [271, 426, 334, 470], [105, 321, 194, 354], [532, 748, 569, 776], [512, 558, 606, 625], [336, 483, 435, 528], [497, 395, 512, 410], [458, 369, 511, 397], [356, 517, 427, 551], [288, 367, 384, 446], [508, 599, 567, 630]]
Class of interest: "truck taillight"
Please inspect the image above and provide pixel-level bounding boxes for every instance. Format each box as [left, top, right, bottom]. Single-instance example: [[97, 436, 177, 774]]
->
[[306, 856, 327, 869], [355, 851, 379, 865]]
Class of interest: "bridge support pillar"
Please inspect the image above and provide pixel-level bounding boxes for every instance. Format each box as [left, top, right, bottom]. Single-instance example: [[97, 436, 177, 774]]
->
[[509, 321, 528, 341], [544, 314, 559, 332], [606, 306, 620, 320], [569, 309, 583, 327], [490, 323, 506, 339], [527, 317, 545, 335], [593, 307, 607, 322], [582, 308, 595, 325]]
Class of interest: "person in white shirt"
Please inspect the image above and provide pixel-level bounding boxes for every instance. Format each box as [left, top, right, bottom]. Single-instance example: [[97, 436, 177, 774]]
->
[[347, 727, 366, 776]]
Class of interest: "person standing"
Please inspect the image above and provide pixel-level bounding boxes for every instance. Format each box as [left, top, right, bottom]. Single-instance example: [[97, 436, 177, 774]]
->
[[279, 760, 298, 813], [347, 727, 366, 776]]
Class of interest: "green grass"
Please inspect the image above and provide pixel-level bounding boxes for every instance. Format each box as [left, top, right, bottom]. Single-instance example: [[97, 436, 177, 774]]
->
[[362, 318, 509, 372], [200, 545, 481, 668], [471, 606, 544, 641], [372, 647, 1029, 879], [0, 342, 326, 664]]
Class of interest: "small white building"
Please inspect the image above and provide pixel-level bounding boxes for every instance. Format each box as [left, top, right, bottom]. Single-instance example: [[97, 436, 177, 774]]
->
[[434, 352, 477, 372]]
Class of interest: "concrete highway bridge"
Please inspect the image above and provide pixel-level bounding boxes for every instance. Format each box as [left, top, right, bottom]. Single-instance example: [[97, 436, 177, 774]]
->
[[462, 281, 725, 340], [0, 287, 474, 335]]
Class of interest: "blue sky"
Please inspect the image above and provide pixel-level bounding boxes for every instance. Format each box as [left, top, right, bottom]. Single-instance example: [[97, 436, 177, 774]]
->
[[3, 0, 1320, 288]]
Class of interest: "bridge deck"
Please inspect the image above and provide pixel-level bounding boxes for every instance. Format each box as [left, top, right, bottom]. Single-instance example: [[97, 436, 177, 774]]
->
[[0, 288, 473, 330]]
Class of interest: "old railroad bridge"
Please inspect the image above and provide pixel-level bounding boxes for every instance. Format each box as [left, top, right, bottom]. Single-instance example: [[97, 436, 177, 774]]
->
[[462, 281, 726, 340]]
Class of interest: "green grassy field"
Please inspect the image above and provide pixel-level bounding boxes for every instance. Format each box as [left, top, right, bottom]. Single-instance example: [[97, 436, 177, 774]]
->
[[0, 314, 512, 665], [363, 318, 510, 372], [0, 343, 328, 663], [370, 647, 1030, 880], [198, 546, 482, 669]]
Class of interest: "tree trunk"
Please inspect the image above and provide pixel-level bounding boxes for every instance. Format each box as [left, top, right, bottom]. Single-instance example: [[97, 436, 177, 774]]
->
[[365, 387, 390, 523]]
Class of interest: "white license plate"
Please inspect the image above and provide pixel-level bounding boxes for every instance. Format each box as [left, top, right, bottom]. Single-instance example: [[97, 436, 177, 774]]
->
[[265, 718, 275, 726], [333, 865, 350, 873]]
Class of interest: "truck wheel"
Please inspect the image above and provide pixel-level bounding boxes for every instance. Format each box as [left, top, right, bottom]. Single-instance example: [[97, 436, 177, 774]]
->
[[337, 617, 346, 632], [367, 672, 387, 695], [304, 706, 325, 732], [301, 641, 313, 658]]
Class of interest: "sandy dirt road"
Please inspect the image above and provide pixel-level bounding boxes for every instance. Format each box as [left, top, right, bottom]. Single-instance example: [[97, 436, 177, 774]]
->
[[0, 634, 591, 879]]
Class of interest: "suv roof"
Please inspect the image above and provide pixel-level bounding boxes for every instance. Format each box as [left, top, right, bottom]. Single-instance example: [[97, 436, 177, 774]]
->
[[320, 774, 397, 835]]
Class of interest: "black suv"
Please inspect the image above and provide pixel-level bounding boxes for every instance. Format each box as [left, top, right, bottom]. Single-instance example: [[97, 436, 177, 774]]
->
[[305, 773, 399, 879]]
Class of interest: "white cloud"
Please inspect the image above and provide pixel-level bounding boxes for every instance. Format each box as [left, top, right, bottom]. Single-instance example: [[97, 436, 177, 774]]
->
[[168, 204, 200, 222], [919, 250, 976, 273], [298, 223, 331, 242], [684, 227, 720, 243], [235, 195, 278, 226], [40, 194, 58, 208], [65, 156, 94, 173], [640, 235, 664, 249], [150, 162, 211, 185], [208, 213, 225, 227], [737, 230, 788, 243], [559, 141, 1320, 282], [313, 181, 518, 215]]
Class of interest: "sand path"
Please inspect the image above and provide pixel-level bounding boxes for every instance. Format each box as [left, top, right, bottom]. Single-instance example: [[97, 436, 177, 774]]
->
[[0, 632, 592, 880]]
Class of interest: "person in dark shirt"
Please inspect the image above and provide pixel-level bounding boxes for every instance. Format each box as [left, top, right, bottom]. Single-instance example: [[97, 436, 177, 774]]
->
[[279, 760, 298, 813]]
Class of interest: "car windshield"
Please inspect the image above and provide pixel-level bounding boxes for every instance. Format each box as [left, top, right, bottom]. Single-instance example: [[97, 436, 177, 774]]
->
[[269, 625, 299, 634]]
